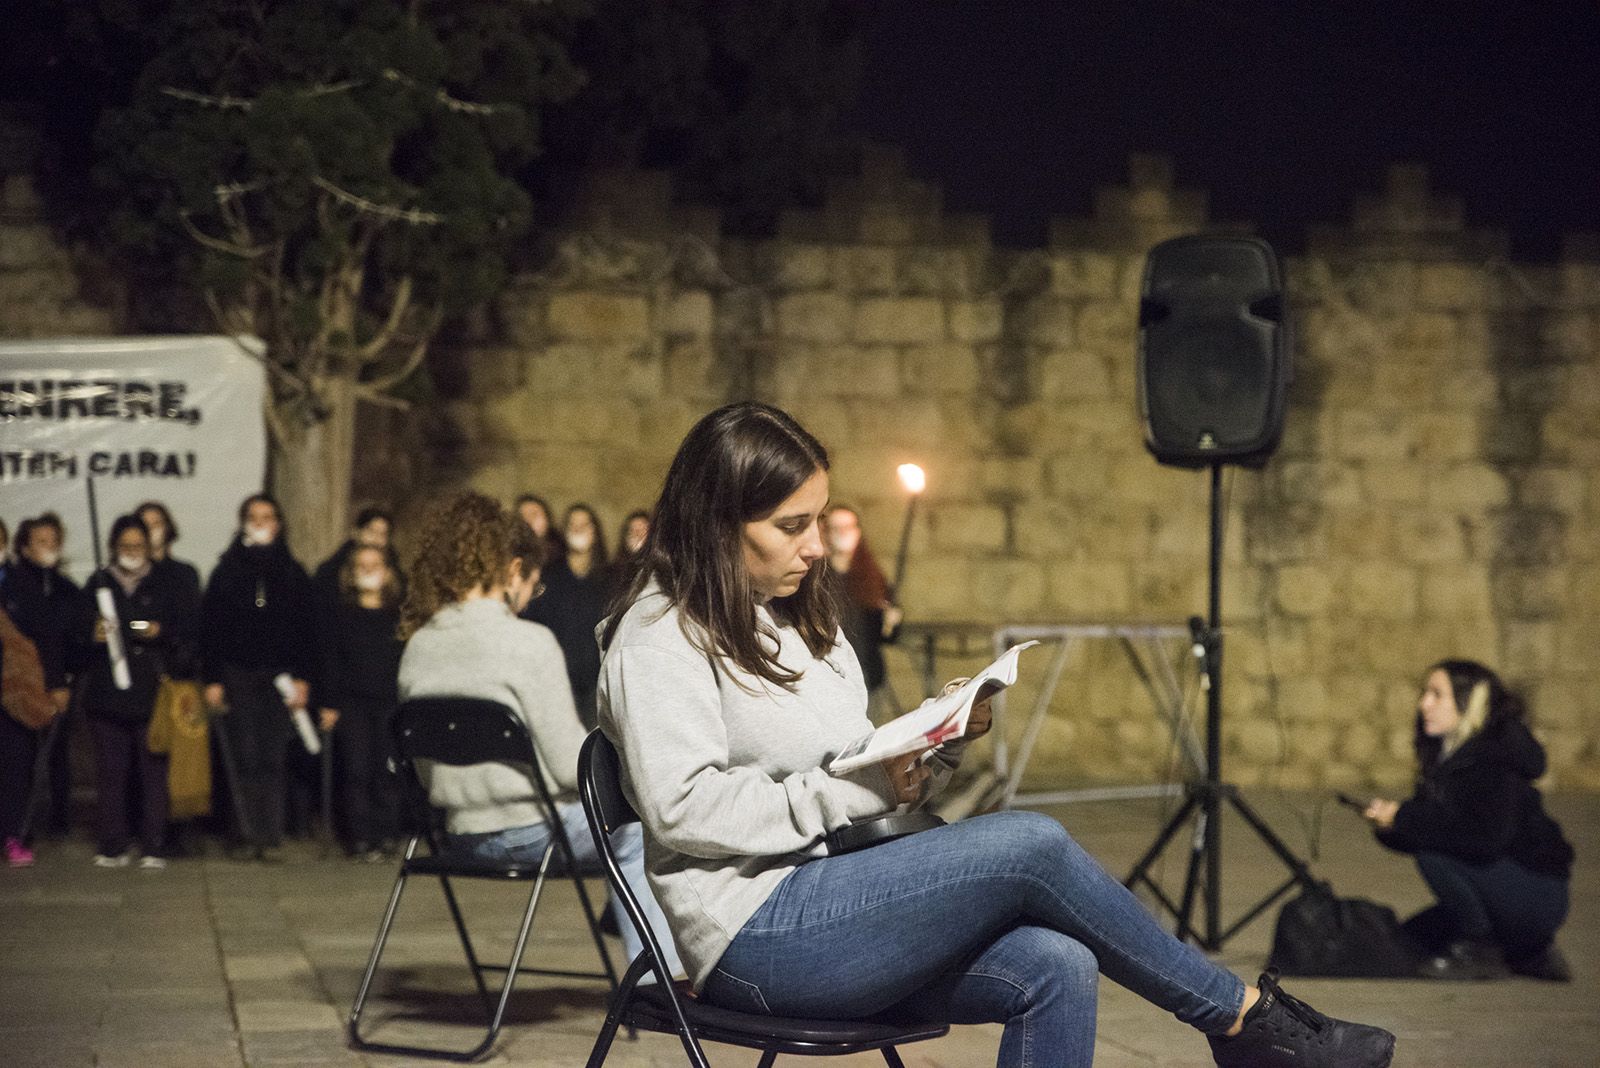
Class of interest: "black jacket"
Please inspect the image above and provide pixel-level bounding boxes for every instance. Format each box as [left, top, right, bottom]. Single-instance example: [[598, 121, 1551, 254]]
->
[[72, 565, 195, 722], [315, 596, 402, 710], [151, 556, 203, 679], [0, 558, 80, 689], [1376, 718, 1574, 878], [521, 557, 609, 702], [199, 539, 316, 684]]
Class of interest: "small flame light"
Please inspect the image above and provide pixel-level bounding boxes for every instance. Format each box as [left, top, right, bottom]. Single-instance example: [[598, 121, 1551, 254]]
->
[[897, 463, 927, 495]]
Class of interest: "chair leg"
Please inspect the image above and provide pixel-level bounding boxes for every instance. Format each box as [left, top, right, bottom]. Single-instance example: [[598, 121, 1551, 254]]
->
[[569, 868, 620, 991], [756, 1052, 779, 1068], [881, 1047, 907, 1068], [438, 874, 493, 1011], [347, 865, 411, 1048], [468, 867, 549, 1060], [586, 952, 713, 1068]]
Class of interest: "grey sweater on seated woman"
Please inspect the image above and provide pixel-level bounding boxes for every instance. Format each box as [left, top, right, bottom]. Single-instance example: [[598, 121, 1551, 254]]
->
[[397, 597, 588, 835], [598, 586, 964, 990]]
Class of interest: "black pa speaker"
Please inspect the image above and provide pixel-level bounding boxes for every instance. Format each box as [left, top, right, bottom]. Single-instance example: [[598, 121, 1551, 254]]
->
[[1137, 235, 1291, 468]]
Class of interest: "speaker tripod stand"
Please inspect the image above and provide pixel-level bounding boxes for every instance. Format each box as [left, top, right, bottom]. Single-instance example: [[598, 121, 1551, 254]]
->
[[1124, 464, 1318, 950]]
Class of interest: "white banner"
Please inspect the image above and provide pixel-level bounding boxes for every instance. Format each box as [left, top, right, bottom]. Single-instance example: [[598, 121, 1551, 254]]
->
[[0, 336, 268, 583]]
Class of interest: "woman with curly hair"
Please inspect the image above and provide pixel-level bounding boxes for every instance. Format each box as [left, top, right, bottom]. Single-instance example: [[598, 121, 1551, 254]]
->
[[397, 493, 682, 977]]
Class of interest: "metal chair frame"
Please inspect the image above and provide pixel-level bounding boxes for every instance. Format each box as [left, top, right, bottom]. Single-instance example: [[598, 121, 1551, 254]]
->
[[348, 697, 621, 1062], [577, 730, 950, 1067]]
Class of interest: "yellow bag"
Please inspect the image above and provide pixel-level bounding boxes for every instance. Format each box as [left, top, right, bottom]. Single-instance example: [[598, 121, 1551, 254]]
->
[[147, 677, 212, 820]]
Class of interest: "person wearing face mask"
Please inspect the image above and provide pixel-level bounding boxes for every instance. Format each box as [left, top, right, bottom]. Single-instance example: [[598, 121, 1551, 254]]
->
[[397, 493, 682, 978], [135, 502, 202, 679], [0, 513, 81, 840], [199, 494, 315, 860], [311, 506, 405, 600], [72, 515, 195, 868], [822, 505, 902, 718], [315, 545, 405, 860], [521, 504, 610, 731]]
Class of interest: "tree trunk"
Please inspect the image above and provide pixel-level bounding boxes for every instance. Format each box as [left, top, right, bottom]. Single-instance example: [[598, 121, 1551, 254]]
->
[[271, 375, 357, 570]]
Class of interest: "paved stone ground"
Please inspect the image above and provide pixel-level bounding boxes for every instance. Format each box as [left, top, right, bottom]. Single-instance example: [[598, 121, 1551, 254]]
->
[[3, 790, 1595, 1067]]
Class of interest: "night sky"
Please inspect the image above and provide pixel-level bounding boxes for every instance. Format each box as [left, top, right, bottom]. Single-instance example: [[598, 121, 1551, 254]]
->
[[851, 1, 1600, 258]]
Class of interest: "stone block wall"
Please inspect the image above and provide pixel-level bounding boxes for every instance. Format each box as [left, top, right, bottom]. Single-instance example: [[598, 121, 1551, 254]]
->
[[5, 117, 1593, 793], [386, 148, 1600, 793]]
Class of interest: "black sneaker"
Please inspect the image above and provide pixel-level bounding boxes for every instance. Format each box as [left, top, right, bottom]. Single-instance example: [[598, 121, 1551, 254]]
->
[[1416, 940, 1507, 980], [1508, 944, 1571, 983], [1209, 970, 1395, 1068]]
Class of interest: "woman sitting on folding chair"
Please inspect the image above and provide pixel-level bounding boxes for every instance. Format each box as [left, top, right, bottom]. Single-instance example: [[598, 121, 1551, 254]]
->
[[397, 493, 683, 978], [597, 402, 1397, 1068]]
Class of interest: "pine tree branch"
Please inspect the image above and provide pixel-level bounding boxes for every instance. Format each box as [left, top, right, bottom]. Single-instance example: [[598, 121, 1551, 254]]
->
[[356, 275, 414, 363], [179, 210, 269, 258], [311, 175, 444, 224]]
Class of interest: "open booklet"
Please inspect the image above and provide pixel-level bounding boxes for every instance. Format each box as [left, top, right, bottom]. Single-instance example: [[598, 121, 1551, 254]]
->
[[828, 641, 1039, 775]]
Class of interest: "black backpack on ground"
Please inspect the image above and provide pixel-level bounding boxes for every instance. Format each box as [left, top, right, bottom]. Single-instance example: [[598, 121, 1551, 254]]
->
[[1268, 880, 1420, 978]]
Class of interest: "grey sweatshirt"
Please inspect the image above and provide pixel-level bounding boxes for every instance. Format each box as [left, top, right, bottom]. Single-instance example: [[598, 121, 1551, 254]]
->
[[599, 587, 959, 990], [397, 597, 588, 835]]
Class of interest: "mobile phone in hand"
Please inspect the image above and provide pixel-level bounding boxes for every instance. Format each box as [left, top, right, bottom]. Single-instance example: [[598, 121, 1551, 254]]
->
[[1334, 791, 1369, 812]]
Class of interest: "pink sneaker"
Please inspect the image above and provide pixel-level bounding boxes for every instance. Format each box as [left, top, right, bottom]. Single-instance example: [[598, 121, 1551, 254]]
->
[[4, 837, 35, 868]]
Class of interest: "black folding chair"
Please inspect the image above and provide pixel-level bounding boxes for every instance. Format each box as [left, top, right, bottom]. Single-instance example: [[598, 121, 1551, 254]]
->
[[348, 697, 621, 1062], [577, 730, 950, 1067]]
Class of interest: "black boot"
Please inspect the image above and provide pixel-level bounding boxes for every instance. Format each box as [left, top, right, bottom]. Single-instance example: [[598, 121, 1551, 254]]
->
[[1209, 970, 1395, 1068], [1416, 940, 1507, 980], [1507, 944, 1571, 983]]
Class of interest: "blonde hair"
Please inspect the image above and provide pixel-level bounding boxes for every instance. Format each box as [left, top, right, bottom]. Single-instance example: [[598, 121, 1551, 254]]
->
[[1443, 680, 1492, 758]]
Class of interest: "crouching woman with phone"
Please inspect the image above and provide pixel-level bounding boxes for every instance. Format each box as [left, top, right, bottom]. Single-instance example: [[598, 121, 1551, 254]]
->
[[598, 402, 1397, 1068]]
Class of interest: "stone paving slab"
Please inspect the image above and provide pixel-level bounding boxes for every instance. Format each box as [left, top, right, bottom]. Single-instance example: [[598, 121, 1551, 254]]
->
[[1, 792, 1595, 1066]]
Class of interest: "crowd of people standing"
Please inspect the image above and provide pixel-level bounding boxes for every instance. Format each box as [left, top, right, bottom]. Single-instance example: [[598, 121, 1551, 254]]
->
[[0, 490, 735, 869]]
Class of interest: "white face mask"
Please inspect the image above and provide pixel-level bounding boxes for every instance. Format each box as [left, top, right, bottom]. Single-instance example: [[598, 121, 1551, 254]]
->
[[33, 549, 61, 569], [566, 530, 594, 553], [116, 554, 146, 573], [355, 570, 386, 592], [243, 524, 276, 546]]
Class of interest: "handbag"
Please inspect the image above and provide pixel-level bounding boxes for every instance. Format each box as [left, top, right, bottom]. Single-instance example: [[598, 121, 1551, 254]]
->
[[147, 677, 212, 820], [1268, 879, 1419, 978], [0, 607, 57, 730]]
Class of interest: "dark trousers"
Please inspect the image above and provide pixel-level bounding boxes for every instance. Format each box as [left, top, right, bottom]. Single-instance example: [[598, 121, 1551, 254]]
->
[[220, 667, 290, 847], [333, 698, 399, 849], [0, 713, 39, 839], [44, 706, 75, 832], [1404, 851, 1570, 961], [88, 715, 168, 856]]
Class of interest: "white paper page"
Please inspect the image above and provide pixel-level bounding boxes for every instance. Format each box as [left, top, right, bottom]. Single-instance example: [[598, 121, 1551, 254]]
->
[[829, 640, 1038, 774]]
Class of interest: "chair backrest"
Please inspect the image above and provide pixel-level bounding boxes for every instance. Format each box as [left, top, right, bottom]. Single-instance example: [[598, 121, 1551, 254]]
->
[[578, 729, 690, 1000], [578, 728, 640, 836], [392, 696, 560, 844], [394, 696, 536, 768]]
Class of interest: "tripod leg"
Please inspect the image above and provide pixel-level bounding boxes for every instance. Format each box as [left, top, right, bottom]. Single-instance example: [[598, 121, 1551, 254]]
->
[[1226, 790, 1316, 886], [1124, 791, 1199, 892], [1174, 808, 1208, 945]]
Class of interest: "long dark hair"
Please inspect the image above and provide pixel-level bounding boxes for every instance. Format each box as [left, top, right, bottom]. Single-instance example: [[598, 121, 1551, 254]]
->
[[563, 503, 610, 568], [1415, 658, 1525, 765], [602, 402, 839, 688]]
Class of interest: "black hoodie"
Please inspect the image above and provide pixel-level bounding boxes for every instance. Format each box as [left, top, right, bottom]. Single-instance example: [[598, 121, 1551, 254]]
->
[[1376, 717, 1574, 878], [0, 557, 80, 689], [199, 538, 315, 684]]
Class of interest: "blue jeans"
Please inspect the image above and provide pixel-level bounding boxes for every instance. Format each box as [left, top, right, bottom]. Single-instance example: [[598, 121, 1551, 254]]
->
[[1409, 851, 1569, 960], [702, 811, 1243, 1068], [448, 801, 685, 978]]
